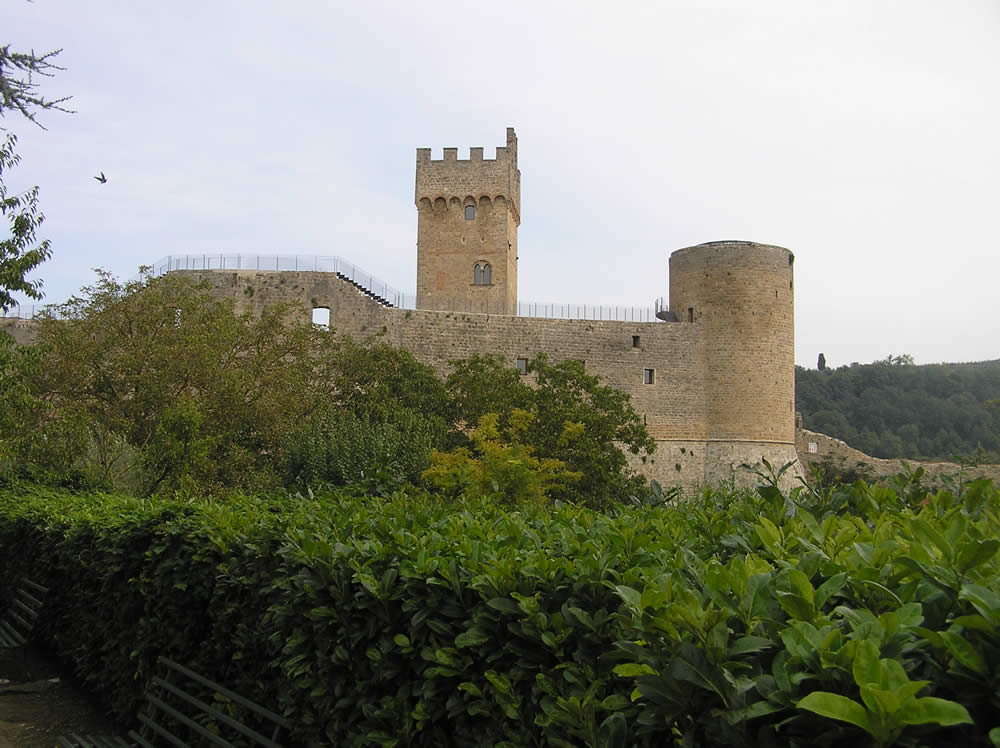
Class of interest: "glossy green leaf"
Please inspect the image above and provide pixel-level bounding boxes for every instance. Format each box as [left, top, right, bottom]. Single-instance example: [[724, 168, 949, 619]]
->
[[961, 584, 1000, 627], [613, 663, 657, 678], [599, 712, 628, 748], [455, 628, 490, 648], [797, 692, 871, 733], [939, 630, 988, 675], [957, 539, 999, 573], [896, 696, 973, 726], [814, 572, 848, 609]]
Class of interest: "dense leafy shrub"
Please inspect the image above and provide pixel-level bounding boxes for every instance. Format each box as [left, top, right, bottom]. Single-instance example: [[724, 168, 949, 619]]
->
[[1, 476, 998, 746]]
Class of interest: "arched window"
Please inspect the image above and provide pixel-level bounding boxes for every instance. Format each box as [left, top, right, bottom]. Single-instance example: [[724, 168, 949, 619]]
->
[[473, 262, 491, 285], [464, 204, 475, 220]]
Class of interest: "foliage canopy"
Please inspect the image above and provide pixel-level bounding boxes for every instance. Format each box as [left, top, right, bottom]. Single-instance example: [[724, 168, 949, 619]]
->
[[5, 271, 654, 507], [2, 471, 997, 746], [797, 357, 1000, 463]]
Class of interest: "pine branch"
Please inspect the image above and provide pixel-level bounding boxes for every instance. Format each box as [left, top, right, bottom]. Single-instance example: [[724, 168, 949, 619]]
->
[[0, 45, 75, 127]]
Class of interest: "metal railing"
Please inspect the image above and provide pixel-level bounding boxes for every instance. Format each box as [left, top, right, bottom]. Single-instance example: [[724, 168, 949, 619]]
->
[[1, 304, 63, 320], [2, 254, 670, 324], [156, 253, 667, 322], [518, 301, 660, 322], [419, 297, 661, 322], [153, 253, 410, 308]]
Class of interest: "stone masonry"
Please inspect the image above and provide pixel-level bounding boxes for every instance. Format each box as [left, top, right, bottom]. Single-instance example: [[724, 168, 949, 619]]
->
[[2, 128, 809, 490], [162, 235, 801, 489], [415, 127, 519, 315]]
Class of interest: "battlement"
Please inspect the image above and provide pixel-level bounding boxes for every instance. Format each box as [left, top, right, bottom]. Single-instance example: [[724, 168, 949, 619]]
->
[[415, 145, 511, 163], [416, 127, 517, 165], [415, 128, 520, 220]]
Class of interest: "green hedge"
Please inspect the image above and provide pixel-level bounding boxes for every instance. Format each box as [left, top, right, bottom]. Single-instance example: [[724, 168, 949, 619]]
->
[[1, 476, 998, 747]]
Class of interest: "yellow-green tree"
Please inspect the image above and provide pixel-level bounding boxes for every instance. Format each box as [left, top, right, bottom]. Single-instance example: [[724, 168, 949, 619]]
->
[[422, 411, 581, 505]]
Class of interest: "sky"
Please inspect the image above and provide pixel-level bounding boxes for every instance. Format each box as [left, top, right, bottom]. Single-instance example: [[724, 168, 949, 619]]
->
[[5, 0, 1000, 369]]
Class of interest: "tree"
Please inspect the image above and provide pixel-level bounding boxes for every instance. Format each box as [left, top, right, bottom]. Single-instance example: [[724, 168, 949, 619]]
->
[[0, 330, 43, 468], [878, 353, 915, 367], [0, 133, 50, 311], [446, 353, 655, 508], [30, 269, 329, 493], [1, 45, 72, 124], [0, 40, 71, 312], [281, 336, 453, 491], [422, 411, 581, 506]]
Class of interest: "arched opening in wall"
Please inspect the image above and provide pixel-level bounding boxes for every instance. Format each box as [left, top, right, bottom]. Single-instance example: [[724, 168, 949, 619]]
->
[[312, 307, 330, 329], [464, 204, 476, 220], [473, 262, 492, 285]]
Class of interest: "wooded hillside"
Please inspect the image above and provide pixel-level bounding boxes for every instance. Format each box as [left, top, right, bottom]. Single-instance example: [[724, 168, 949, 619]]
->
[[796, 358, 1000, 462]]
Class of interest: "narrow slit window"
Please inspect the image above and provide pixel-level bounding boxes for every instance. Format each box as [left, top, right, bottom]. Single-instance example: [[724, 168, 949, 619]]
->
[[516, 357, 528, 375], [632, 335, 640, 348], [643, 368, 655, 385], [687, 307, 694, 323], [465, 204, 475, 220]]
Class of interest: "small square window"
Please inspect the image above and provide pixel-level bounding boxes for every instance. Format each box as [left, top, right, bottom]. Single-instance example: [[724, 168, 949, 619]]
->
[[632, 335, 640, 348], [516, 357, 528, 375], [643, 368, 655, 385]]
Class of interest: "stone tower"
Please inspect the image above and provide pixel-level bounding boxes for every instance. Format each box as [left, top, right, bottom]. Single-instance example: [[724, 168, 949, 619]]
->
[[668, 241, 799, 474], [415, 127, 520, 314]]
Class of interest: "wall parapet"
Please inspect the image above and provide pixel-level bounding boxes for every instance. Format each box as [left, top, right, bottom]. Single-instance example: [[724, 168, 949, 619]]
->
[[153, 254, 665, 323]]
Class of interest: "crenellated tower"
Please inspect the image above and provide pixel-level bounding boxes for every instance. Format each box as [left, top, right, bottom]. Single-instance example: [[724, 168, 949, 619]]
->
[[415, 127, 520, 314]]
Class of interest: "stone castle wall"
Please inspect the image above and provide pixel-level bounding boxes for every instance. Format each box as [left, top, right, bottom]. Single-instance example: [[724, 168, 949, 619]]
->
[[797, 427, 1000, 485], [0, 317, 38, 347], [164, 241, 801, 490]]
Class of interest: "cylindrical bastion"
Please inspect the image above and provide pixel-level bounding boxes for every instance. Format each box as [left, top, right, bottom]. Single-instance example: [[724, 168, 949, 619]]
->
[[669, 241, 797, 477]]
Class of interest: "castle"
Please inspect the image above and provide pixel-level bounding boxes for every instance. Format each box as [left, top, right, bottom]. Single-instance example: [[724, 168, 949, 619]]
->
[[0, 128, 804, 488], [161, 128, 801, 488], [6, 127, 999, 488]]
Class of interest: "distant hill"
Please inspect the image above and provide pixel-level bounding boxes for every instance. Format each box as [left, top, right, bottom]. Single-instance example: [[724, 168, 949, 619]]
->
[[795, 358, 1000, 462]]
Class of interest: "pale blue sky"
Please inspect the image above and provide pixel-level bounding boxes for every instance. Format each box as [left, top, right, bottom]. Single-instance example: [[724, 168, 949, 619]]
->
[[6, 0, 1000, 367]]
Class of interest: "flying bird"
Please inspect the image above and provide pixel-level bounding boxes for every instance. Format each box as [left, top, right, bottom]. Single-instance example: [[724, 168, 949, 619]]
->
[[94, 172, 107, 184]]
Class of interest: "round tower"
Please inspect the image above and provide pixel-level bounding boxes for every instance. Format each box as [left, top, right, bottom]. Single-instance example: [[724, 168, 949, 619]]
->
[[669, 241, 799, 478]]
